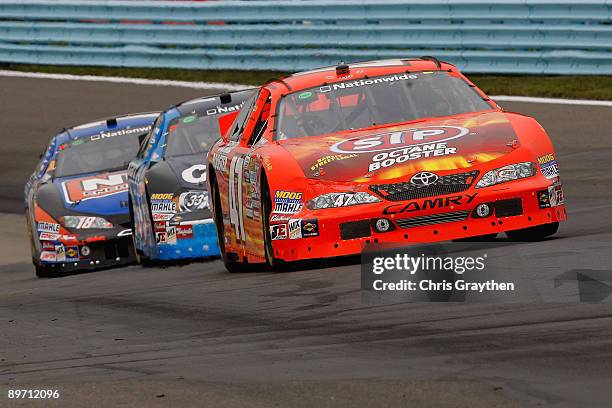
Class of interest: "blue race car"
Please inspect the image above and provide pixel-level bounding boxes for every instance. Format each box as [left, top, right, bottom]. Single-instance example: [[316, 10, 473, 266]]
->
[[25, 112, 158, 277], [128, 90, 254, 263]]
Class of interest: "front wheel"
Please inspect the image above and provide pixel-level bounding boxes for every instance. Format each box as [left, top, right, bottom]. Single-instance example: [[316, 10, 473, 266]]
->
[[261, 173, 284, 271], [34, 262, 55, 278], [506, 222, 559, 241]]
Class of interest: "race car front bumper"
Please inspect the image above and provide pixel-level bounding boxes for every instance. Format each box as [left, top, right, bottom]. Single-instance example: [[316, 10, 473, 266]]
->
[[154, 219, 220, 261], [270, 176, 567, 262], [36, 234, 136, 274]]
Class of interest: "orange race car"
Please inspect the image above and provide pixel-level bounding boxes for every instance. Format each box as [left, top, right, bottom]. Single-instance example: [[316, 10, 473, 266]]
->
[[207, 58, 566, 272]]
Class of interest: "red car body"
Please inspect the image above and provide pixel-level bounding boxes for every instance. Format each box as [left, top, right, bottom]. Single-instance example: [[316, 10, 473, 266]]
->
[[207, 59, 566, 271]]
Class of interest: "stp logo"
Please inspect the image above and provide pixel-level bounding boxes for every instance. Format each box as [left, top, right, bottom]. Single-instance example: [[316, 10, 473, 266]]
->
[[330, 126, 469, 154]]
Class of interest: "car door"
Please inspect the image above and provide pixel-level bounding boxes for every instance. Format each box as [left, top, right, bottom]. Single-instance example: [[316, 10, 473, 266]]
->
[[216, 90, 271, 260], [128, 115, 164, 255]]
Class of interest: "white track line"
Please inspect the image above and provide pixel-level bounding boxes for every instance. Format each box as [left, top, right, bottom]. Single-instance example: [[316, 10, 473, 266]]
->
[[1, 70, 611, 106], [491, 95, 612, 107], [0, 70, 250, 91]]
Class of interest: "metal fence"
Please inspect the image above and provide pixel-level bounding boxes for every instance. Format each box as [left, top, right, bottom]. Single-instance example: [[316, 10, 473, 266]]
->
[[0, 0, 610, 74]]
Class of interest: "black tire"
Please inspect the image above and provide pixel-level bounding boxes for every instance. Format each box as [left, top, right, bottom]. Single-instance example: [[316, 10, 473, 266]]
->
[[261, 173, 278, 270], [35, 263, 55, 278], [506, 222, 559, 241], [210, 171, 249, 273]]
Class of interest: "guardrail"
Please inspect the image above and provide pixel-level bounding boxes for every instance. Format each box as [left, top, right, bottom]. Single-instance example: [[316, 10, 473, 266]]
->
[[0, 0, 610, 74]]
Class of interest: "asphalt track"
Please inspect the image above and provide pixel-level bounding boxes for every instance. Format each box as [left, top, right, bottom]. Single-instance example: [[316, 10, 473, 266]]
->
[[1, 75, 612, 407]]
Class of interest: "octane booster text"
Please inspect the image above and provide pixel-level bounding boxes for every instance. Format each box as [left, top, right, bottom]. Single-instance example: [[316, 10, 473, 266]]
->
[[368, 142, 456, 172]]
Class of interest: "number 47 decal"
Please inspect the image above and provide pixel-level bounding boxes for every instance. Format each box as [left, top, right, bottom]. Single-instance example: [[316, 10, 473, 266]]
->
[[229, 155, 246, 241]]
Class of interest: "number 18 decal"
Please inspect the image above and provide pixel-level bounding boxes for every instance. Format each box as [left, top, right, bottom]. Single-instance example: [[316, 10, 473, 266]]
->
[[228, 155, 245, 241]]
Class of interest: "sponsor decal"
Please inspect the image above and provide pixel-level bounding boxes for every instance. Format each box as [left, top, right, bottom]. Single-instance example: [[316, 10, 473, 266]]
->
[[65, 246, 79, 261], [90, 125, 152, 141], [151, 193, 174, 200], [288, 219, 302, 239], [182, 164, 207, 184], [41, 241, 55, 251], [40, 251, 56, 262], [538, 154, 560, 180], [39, 232, 60, 241], [270, 214, 291, 222], [300, 219, 319, 238], [537, 185, 564, 208], [298, 91, 314, 100], [320, 73, 417, 94], [179, 191, 209, 212], [154, 221, 167, 232], [205, 103, 244, 116], [212, 151, 228, 172], [537, 189, 551, 208], [273, 191, 303, 214], [330, 126, 469, 154], [270, 224, 288, 240], [151, 200, 177, 213], [152, 213, 174, 221], [156, 231, 167, 244], [177, 225, 194, 239], [368, 142, 457, 172], [383, 193, 477, 215], [166, 226, 177, 245], [62, 172, 128, 204], [310, 154, 358, 173], [549, 185, 564, 207], [37, 222, 60, 233], [55, 244, 66, 262]]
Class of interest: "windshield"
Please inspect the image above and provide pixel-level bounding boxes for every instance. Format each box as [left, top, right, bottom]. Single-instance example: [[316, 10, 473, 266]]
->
[[54, 133, 141, 177], [164, 114, 221, 157], [276, 71, 492, 139]]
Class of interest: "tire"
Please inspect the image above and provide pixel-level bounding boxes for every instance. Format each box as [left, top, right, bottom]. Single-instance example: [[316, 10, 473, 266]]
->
[[506, 222, 559, 241], [210, 171, 249, 273], [35, 263, 55, 278], [260, 173, 287, 271]]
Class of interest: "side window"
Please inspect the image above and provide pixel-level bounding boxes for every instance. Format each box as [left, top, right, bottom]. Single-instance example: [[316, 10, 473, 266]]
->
[[229, 93, 258, 142], [35, 141, 55, 178], [248, 96, 271, 146]]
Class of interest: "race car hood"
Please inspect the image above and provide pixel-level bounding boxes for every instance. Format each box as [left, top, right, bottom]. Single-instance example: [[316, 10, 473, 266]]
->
[[164, 154, 208, 189], [53, 170, 129, 216], [279, 111, 519, 183]]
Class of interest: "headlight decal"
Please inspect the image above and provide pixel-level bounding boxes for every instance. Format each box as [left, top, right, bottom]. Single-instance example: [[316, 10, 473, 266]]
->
[[475, 162, 536, 188], [62, 216, 114, 229], [306, 192, 381, 210]]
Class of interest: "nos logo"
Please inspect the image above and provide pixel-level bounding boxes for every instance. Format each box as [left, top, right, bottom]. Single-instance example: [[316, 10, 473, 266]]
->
[[330, 126, 469, 154], [62, 172, 128, 204]]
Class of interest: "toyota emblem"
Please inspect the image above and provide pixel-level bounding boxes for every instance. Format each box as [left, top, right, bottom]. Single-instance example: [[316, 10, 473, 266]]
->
[[410, 171, 439, 186]]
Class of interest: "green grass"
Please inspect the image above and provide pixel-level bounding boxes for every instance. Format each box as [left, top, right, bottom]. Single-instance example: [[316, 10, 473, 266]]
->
[[3, 63, 611, 100]]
